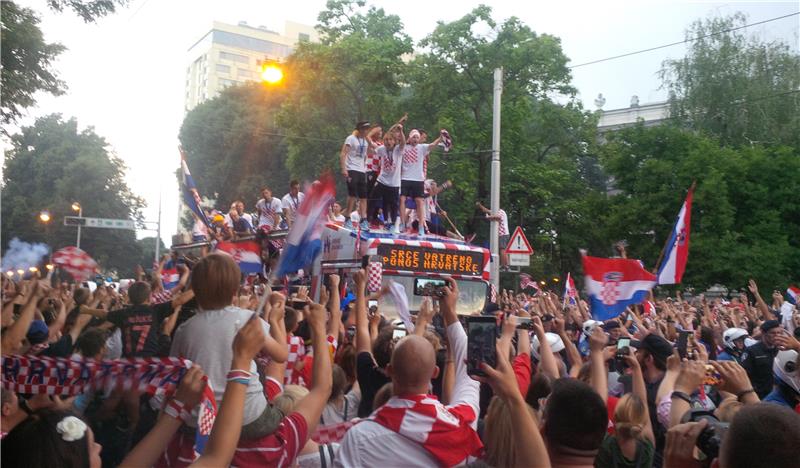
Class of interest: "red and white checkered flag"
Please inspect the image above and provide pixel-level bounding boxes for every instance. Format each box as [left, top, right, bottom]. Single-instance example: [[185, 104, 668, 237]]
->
[[51, 247, 98, 281], [520, 273, 539, 292], [367, 262, 383, 292]]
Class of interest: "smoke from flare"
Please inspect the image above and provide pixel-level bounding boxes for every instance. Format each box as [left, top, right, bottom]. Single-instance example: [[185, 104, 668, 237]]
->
[[1, 238, 50, 272]]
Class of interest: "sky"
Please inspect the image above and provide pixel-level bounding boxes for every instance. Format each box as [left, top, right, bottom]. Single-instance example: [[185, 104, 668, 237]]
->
[[5, 0, 799, 248]]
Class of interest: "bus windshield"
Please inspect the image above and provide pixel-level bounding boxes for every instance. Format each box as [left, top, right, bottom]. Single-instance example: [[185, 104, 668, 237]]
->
[[374, 276, 487, 318]]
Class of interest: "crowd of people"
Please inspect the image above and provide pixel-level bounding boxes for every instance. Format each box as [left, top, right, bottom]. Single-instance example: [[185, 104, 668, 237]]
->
[[2, 243, 799, 468], [189, 115, 471, 251]]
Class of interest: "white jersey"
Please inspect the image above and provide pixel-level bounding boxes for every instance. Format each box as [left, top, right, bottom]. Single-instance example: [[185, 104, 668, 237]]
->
[[344, 134, 368, 173], [256, 197, 282, 229], [401, 143, 430, 182], [281, 192, 305, 219], [376, 145, 403, 188]]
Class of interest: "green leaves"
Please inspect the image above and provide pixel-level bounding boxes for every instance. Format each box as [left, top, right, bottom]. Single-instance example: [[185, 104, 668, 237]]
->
[[1, 114, 144, 276], [661, 13, 800, 148], [1, 1, 66, 128], [599, 124, 800, 289]]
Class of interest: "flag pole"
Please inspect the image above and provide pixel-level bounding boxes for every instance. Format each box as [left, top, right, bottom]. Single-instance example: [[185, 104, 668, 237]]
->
[[653, 181, 696, 274]]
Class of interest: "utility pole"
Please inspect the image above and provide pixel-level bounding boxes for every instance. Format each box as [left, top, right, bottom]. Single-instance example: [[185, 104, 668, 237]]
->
[[155, 190, 162, 264], [489, 67, 503, 291]]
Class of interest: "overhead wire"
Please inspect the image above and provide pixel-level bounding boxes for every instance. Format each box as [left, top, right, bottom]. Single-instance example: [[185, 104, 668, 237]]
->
[[568, 11, 799, 68]]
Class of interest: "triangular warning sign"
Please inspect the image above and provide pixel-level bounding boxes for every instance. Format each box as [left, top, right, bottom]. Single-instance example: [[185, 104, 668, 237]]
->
[[505, 226, 534, 254]]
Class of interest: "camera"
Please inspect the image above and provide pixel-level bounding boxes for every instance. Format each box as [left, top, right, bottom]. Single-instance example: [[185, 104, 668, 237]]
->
[[683, 409, 729, 460]]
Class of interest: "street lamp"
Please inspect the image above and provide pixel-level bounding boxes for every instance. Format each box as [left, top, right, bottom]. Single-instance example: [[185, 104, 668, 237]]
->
[[72, 202, 83, 249], [261, 64, 283, 84], [39, 210, 51, 223]]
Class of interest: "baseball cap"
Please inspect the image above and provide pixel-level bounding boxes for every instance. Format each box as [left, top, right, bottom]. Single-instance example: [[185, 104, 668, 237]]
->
[[26, 320, 49, 345], [602, 320, 621, 331], [355, 121, 371, 130], [631, 334, 672, 364]]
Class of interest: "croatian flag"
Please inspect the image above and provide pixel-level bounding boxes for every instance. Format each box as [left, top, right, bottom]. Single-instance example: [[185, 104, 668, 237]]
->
[[657, 184, 694, 285], [194, 382, 217, 456], [161, 265, 180, 290], [180, 148, 211, 228], [788, 286, 800, 305], [216, 240, 262, 274], [520, 273, 540, 292], [563, 272, 578, 307], [276, 174, 336, 278], [583, 255, 657, 321]]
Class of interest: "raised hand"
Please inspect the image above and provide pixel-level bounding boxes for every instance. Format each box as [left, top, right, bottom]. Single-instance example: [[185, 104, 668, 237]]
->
[[589, 326, 608, 353], [709, 360, 754, 396], [174, 365, 207, 409], [674, 360, 705, 394], [233, 313, 266, 364]]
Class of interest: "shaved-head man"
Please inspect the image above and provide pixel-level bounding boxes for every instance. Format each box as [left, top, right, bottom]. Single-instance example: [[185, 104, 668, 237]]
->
[[388, 335, 439, 394], [336, 278, 482, 467]]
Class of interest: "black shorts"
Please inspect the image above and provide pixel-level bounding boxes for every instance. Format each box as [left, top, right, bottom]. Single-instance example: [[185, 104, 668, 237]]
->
[[401, 180, 425, 199], [347, 170, 368, 198], [366, 171, 378, 191]]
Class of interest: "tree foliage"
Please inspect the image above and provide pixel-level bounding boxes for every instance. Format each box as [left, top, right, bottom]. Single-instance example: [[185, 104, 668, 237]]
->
[[277, 0, 413, 185], [398, 5, 604, 280], [600, 124, 800, 290], [45, 0, 129, 23], [661, 13, 800, 147], [178, 83, 290, 211], [1, 115, 145, 277], [1, 1, 66, 128]]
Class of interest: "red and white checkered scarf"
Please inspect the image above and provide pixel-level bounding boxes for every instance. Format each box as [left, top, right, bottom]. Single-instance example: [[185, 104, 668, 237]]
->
[[370, 394, 483, 467]]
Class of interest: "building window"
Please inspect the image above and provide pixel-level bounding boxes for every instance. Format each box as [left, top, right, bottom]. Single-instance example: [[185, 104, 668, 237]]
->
[[216, 64, 231, 73], [298, 32, 310, 42], [238, 68, 253, 79], [219, 51, 249, 64], [219, 78, 239, 88], [212, 30, 290, 57]]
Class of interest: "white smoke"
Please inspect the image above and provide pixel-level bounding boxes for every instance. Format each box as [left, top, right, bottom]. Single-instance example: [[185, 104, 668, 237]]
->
[[1, 238, 51, 272]]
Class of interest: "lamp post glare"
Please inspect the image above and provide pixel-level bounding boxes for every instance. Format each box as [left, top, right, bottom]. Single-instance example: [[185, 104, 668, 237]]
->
[[39, 210, 51, 223], [72, 202, 83, 249], [261, 65, 283, 84]]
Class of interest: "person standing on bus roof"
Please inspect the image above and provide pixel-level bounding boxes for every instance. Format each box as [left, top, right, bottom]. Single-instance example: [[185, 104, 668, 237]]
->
[[400, 128, 443, 234], [341, 122, 372, 231]]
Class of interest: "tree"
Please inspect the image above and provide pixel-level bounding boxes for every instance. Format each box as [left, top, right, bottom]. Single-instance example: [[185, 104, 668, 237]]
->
[[1, 1, 66, 128], [1, 114, 145, 277], [399, 5, 605, 278], [45, 0, 129, 23], [600, 124, 800, 290], [278, 0, 413, 186], [178, 83, 290, 212], [660, 13, 800, 148], [135, 236, 166, 270]]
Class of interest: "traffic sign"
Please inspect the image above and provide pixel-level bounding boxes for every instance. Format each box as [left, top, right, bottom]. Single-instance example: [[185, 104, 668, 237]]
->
[[505, 226, 534, 255], [64, 216, 135, 230], [509, 253, 530, 266]]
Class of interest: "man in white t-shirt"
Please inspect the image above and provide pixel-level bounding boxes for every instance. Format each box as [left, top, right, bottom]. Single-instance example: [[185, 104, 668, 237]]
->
[[255, 187, 283, 230], [340, 121, 372, 230], [476, 201, 510, 266], [281, 179, 305, 229], [400, 129, 443, 234]]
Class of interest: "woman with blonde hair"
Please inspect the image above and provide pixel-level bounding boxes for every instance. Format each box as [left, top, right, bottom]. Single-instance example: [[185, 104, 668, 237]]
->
[[482, 395, 538, 467], [595, 351, 655, 468]]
